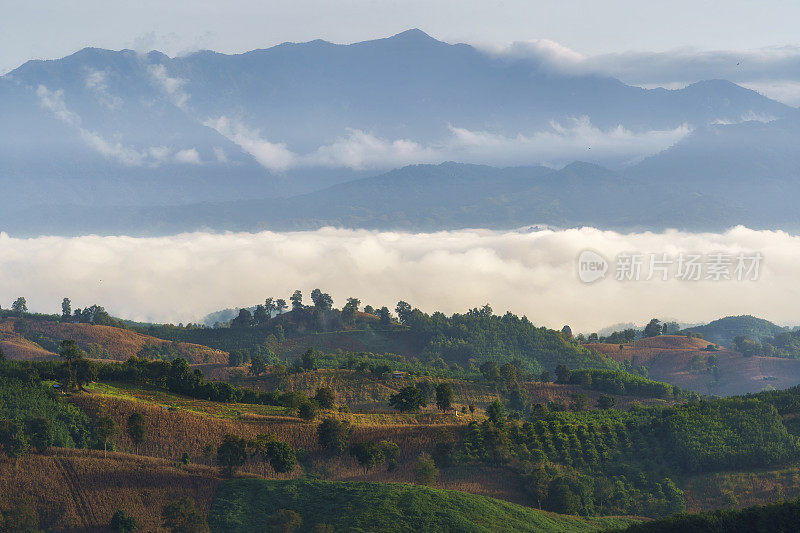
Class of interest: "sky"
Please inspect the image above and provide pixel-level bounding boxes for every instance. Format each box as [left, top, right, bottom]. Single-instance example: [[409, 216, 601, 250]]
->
[[5, 1, 800, 103]]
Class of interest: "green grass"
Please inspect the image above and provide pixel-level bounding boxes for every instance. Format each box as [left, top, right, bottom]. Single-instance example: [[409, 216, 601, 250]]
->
[[209, 478, 639, 532], [85, 382, 288, 419]]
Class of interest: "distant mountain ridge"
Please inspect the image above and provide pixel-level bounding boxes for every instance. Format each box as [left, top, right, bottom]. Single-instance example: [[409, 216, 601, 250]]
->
[[1, 29, 794, 232], [0, 160, 760, 236]]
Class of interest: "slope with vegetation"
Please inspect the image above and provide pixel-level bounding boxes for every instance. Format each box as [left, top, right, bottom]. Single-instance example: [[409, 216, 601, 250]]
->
[[680, 315, 787, 348], [0, 313, 226, 363], [209, 478, 637, 533], [589, 334, 800, 396]]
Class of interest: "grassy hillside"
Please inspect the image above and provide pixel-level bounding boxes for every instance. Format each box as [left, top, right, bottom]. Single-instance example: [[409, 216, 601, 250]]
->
[[209, 478, 638, 533], [0, 449, 220, 532], [589, 335, 800, 396], [0, 316, 226, 363], [618, 497, 800, 532]]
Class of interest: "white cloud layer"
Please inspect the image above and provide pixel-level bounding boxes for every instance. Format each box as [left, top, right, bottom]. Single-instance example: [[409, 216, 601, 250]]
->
[[0, 226, 798, 332], [207, 116, 690, 171]]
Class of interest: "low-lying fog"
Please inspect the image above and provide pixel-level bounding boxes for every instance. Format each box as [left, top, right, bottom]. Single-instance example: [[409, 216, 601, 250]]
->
[[0, 226, 796, 332]]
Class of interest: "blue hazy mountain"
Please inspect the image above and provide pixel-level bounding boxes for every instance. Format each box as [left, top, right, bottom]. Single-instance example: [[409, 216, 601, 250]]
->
[[0, 161, 750, 236], [0, 29, 792, 222]]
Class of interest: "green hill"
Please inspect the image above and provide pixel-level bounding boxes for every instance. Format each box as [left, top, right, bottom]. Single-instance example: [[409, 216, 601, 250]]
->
[[209, 478, 638, 533], [682, 315, 786, 347], [618, 497, 800, 532]]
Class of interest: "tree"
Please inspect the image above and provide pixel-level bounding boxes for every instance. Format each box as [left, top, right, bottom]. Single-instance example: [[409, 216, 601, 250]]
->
[[416, 381, 435, 402], [290, 290, 303, 310], [561, 325, 573, 339], [310, 289, 333, 311], [314, 387, 336, 409], [298, 401, 318, 421], [231, 308, 253, 328], [228, 349, 246, 367], [0, 418, 29, 460], [127, 413, 146, 447], [266, 509, 302, 533], [95, 416, 116, 458], [546, 478, 577, 515], [162, 497, 206, 533], [486, 401, 505, 426], [435, 383, 454, 412], [479, 361, 501, 382], [217, 434, 248, 476], [249, 355, 268, 376], [349, 440, 399, 475], [301, 348, 317, 371], [253, 304, 269, 325], [597, 394, 616, 409], [61, 298, 72, 320], [414, 452, 438, 485], [72, 358, 97, 390], [110, 510, 138, 533], [644, 318, 663, 338], [378, 306, 391, 325], [276, 299, 288, 314], [524, 463, 550, 509], [555, 364, 571, 384], [342, 297, 360, 324], [266, 440, 297, 473], [264, 297, 277, 316], [539, 371, 551, 382], [500, 362, 518, 384], [570, 393, 589, 411], [11, 297, 27, 314], [27, 417, 53, 453], [395, 301, 413, 325], [0, 347, 5, 363], [389, 386, 426, 412], [317, 418, 352, 454], [59, 339, 84, 361]]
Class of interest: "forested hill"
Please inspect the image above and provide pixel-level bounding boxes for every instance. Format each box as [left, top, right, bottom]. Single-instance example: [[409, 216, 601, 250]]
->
[[682, 315, 787, 347], [135, 301, 615, 375]]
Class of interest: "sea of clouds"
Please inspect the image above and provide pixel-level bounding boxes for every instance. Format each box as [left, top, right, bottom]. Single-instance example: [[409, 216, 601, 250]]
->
[[1, 226, 798, 332]]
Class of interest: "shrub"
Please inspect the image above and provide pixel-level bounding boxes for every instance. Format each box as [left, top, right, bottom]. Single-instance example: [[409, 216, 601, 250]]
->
[[110, 509, 138, 532]]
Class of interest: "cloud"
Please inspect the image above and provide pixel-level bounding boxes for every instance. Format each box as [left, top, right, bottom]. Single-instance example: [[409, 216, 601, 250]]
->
[[306, 128, 439, 170], [443, 119, 690, 167], [84, 69, 122, 110], [483, 41, 800, 106], [204, 116, 296, 171], [208, 117, 689, 171], [0, 226, 796, 332], [174, 148, 202, 164], [148, 63, 189, 108], [36, 85, 202, 166]]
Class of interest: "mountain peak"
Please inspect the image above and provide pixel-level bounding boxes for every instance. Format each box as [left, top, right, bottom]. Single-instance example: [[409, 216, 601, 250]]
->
[[387, 28, 439, 43]]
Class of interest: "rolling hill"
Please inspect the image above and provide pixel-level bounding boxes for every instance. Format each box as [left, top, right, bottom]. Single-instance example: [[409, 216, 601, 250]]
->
[[0, 315, 226, 363], [680, 315, 788, 347], [589, 335, 800, 396], [209, 478, 637, 532]]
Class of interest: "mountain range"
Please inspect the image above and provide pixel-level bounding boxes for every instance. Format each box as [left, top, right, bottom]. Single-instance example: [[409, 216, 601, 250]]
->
[[1, 29, 799, 235]]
